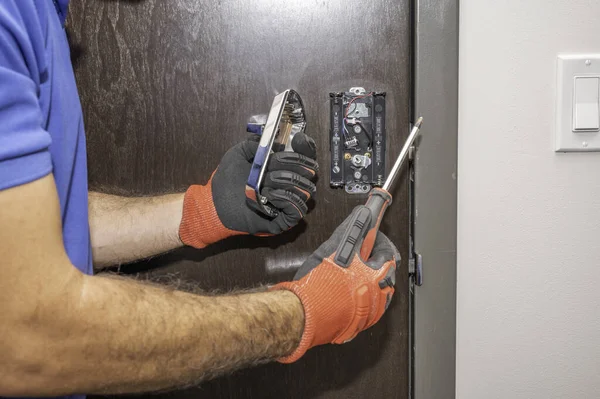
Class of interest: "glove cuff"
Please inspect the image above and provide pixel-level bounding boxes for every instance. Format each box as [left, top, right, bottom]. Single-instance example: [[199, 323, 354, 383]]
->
[[270, 281, 316, 364], [269, 258, 354, 363], [179, 180, 244, 248]]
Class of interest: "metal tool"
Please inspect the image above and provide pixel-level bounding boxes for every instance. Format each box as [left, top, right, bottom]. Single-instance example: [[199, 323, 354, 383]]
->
[[383, 117, 423, 191], [245, 89, 307, 217], [333, 117, 424, 266]]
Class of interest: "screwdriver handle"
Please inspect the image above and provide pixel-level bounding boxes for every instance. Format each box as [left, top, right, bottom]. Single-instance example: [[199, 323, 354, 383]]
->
[[360, 188, 393, 260], [331, 188, 392, 267]]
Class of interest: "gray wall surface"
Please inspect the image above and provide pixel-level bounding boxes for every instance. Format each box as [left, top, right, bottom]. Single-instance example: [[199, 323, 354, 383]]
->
[[458, 1, 600, 398]]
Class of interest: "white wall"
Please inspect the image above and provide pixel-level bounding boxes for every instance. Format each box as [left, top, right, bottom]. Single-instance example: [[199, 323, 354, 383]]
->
[[457, 1, 600, 398]]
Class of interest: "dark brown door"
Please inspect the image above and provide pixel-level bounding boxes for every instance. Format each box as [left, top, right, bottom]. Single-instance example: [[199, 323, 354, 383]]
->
[[68, 1, 411, 398]]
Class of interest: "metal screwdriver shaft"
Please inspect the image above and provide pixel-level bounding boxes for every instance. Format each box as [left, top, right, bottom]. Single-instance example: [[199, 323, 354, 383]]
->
[[383, 117, 423, 192]]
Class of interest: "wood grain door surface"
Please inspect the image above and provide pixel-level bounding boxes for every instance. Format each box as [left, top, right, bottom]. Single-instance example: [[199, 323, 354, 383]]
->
[[68, 1, 411, 398]]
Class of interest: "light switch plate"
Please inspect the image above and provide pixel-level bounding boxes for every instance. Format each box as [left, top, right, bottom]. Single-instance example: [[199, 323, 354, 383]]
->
[[556, 54, 600, 152]]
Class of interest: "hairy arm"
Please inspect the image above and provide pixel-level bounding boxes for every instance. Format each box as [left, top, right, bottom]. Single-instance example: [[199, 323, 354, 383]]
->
[[88, 192, 184, 267], [0, 175, 303, 396]]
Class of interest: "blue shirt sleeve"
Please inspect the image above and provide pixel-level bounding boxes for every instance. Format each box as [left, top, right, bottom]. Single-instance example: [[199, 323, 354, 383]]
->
[[0, 1, 52, 191]]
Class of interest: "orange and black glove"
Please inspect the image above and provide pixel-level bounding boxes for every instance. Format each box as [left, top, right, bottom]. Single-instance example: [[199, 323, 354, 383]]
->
[[179, 133, 318, 248], [271, 206, 399, 363]]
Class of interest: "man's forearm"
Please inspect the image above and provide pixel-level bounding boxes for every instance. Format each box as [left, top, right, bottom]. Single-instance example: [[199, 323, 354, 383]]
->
[[0, 176, 304, 396], [88, 192, 184, 267], [4, 272, 303, 395]]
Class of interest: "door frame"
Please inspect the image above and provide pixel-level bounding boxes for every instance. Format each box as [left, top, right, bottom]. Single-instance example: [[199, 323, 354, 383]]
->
[[410, 0, 459, 398]]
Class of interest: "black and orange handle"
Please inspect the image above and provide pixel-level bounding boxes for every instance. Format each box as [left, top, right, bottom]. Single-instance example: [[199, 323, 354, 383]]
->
[[332, 188, 393, 268], [360, 188, 393, 260]]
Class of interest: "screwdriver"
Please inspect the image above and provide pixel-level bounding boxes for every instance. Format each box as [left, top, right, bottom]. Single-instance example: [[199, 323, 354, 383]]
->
[[333, 117, 424, 266], [361, 116, 423, 258]]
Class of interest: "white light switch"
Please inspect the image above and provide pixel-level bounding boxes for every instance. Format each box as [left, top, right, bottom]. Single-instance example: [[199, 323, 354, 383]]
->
[[573, 77, 600, 131], [556, 54, 600, 152]]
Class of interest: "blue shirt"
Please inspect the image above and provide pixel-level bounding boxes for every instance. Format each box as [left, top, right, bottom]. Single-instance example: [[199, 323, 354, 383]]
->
[[0, 0, 91, 396]]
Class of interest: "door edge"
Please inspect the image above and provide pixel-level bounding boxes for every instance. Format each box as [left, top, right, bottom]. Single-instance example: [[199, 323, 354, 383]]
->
[[411, 0, 459, 398]]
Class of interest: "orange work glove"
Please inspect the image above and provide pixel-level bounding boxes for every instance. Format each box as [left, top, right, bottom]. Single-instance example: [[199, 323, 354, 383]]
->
[[179, 134, 318, 248], [271, 206, 399, 363]]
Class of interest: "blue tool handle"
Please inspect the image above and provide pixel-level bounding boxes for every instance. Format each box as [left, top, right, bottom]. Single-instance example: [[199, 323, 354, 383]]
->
[[246, 123, 265, 135]]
